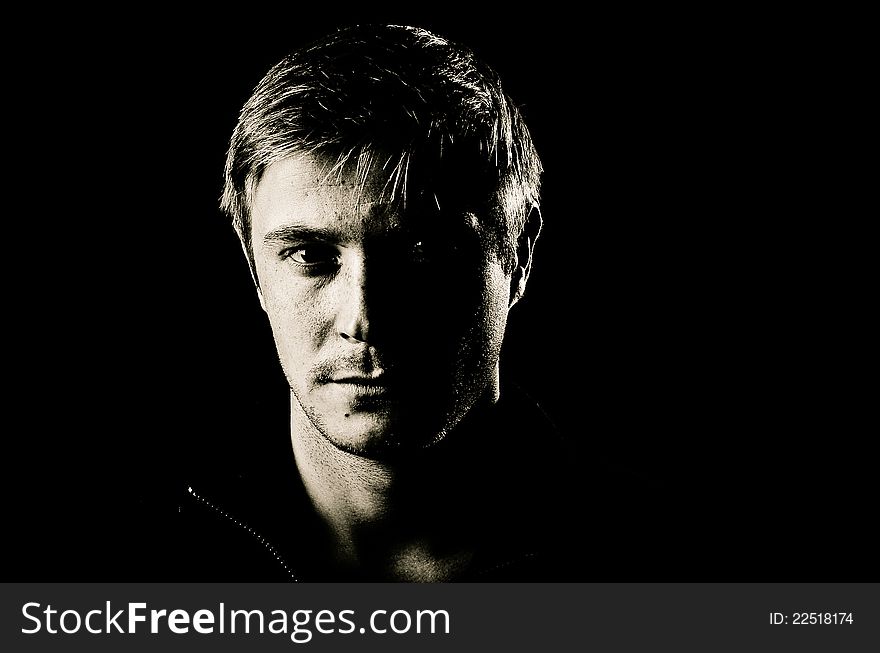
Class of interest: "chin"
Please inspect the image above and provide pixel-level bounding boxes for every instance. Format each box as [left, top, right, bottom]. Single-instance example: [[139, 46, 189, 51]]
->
[[321, 411, 446, 459]]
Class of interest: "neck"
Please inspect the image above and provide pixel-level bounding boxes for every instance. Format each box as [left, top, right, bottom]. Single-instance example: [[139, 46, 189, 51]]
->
[[289, 383, 503, 580]]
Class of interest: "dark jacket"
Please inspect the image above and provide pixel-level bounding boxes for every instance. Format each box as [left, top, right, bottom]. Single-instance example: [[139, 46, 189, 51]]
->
[[167, 385, 665, 582]]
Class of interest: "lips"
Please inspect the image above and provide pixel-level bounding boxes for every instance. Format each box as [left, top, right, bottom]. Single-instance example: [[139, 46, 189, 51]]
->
[[326, 373, 393, 400], [331, 376, 387, 386], [329, 366, 389, 383]]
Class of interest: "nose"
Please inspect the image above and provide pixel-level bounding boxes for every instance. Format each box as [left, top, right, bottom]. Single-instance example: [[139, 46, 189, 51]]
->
[[336, 257, 372, 344]]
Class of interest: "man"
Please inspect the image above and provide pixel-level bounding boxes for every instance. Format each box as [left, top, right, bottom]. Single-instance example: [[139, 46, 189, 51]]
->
[[177, 24, 639, 582]]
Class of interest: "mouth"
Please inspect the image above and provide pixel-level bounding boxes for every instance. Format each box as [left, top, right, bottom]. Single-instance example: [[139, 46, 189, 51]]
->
[[331, 375, 388, 386], [325, 373, 393, 398]]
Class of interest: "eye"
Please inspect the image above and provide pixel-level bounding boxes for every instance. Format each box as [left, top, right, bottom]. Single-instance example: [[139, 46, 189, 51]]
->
[[283, 244, 341, 268]]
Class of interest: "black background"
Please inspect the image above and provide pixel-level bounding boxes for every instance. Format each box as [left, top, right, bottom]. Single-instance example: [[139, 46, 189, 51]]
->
[[9, 9, 872, 580]]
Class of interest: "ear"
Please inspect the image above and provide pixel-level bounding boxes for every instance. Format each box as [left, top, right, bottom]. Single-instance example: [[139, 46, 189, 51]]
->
[[509, 205, 543, 308], [234, 224, 267, 313]]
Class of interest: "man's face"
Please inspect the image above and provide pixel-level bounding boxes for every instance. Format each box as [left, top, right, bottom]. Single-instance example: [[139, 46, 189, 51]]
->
[[248, 154, 514, 456]]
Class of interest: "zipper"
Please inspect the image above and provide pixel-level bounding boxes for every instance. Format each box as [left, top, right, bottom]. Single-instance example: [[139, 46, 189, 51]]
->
[[187, 485, 538, 582], [187, 485, 298, 582]]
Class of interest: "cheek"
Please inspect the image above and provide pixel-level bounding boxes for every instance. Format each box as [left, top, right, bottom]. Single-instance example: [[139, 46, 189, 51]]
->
[[462, 264, 511, 355], [480, 261, 511, 314], [260, 280, 333, 360]]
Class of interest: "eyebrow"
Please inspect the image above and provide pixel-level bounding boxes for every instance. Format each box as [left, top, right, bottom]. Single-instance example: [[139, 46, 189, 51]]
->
[[262, 224, 342, 245], [262, 210, 481, 248]]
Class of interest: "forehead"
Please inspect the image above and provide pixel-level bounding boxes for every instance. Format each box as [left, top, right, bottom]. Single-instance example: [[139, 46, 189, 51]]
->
[[252, 154, 421, 240], [251, 153, 491, 245]]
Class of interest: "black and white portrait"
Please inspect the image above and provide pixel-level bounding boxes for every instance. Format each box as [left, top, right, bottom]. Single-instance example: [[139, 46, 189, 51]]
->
[[10, 13, 872, 585], [178, 24, 598, 581]]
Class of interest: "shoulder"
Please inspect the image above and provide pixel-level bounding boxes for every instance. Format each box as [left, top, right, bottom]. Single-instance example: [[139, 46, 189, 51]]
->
[[492, 382, 698, 580], [176, 483, 298, 581], [137, 477, 300, 582]]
